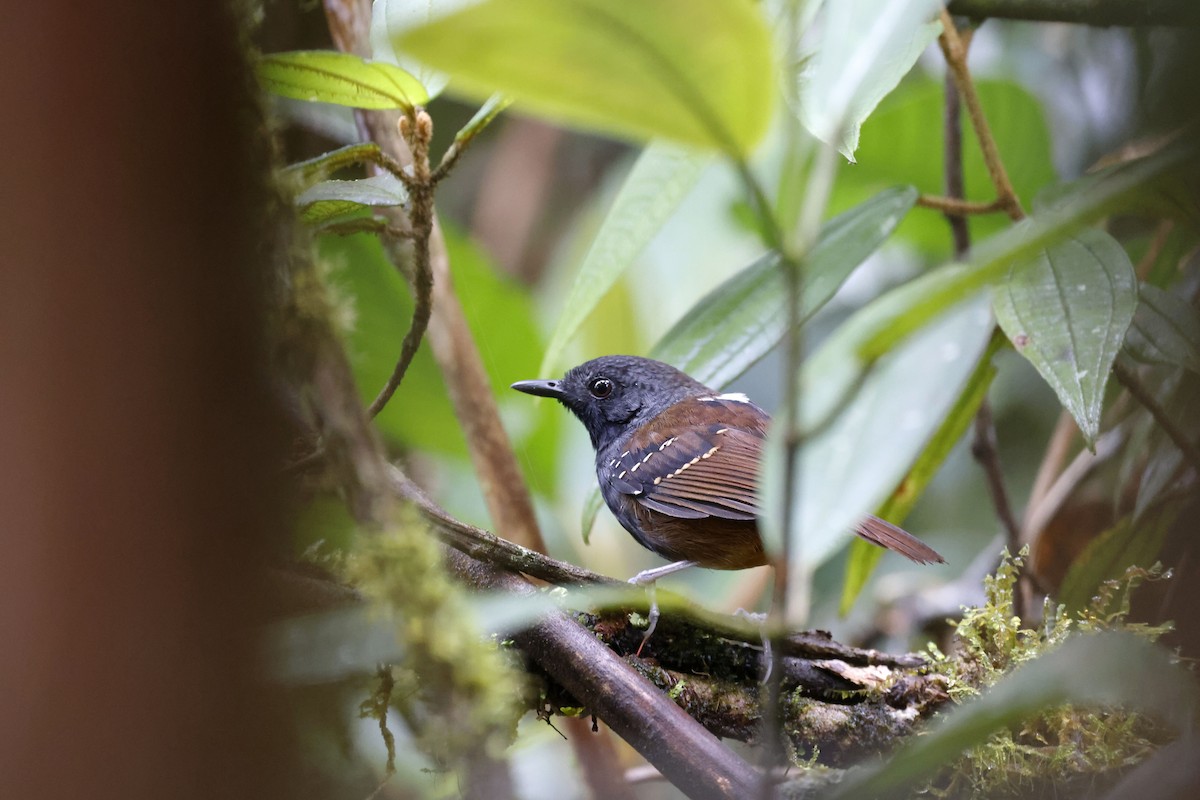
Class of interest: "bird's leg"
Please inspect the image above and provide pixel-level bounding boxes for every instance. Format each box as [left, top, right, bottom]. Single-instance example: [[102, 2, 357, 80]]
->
[[628, 560, 697, 656]]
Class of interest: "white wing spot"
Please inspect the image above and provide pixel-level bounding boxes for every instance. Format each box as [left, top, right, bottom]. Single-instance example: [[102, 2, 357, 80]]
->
[[630, 463, 640, 473], [618, 470, 627, 479], [642, 452, 654, 463], [653, 476, 662, 485], [715, 428, 728, 434], [717, 392, 750, 403], [701, 446, 719, 459]]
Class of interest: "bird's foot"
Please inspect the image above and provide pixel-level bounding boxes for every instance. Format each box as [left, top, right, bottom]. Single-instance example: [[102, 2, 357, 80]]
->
[[626, 561, 697, 657]]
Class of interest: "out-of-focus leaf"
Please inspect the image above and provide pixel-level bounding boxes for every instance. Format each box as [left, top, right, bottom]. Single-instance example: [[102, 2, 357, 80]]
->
[[993, 229, 1137, 446], [855, 142, 1190, 361], [831, 632, 1196, 798], [324, 226, 559, 488], [760, 295, 994, 572], [797, 0, 942, 160], [540, 142, 710, 376], [370, 0, 478, 99], [651, 186, 919, 388], [257, 50, 427, 110], [296, 174, 409, 225], [839, 332, 1002, 613], [395, 0, 775, 154], [1057, 510, 1174, 613], [1125, 283, 1200, 374], [266, 607, 403, 685], [580, 486, 606, 545], [830, 79, 1055, 258], [1135, 372, 1200, 519]]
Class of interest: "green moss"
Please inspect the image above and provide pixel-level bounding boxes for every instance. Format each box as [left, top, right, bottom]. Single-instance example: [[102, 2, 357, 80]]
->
[[344, 506, 525, 773], [923, 549, 1175, 797]]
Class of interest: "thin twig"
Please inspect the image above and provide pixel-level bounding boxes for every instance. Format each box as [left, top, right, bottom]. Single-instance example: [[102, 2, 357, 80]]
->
[[917, 194, 1007, 217], [971, 400, 1023, 558], [938, 8, 1025, 222], [365, 110, 434, 419], [1113, 360, 1200, 476]]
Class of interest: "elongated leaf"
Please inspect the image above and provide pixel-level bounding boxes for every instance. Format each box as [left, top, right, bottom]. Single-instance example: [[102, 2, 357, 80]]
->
[[395, 0, 775, 154], [832, 632, 1196, 798], [855, 142, 1190, 361], [797, 0, 943, 160], [993, 229, 1137, 446], [540, 142, 710, 375], [283, 143, 390, 186], [1125, 283, 1200, 374], [651, 185, 919, 388], [1057, 510, 1174, 613], [258, 50, 428, 110], [297, 174, 409, 225], [839, 332, 1002, 613], [760, 295, 995, 572]]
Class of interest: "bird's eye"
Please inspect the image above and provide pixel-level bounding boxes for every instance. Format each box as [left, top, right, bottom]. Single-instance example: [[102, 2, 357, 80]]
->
[[588, 377, 614, 399]]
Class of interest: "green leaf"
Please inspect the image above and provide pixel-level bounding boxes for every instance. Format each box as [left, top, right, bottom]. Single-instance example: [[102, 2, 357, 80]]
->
[[580, 489, 606, 546], [257, 50, 428, 110], [831, 632, 1196, 798], [839, 331, 1002, 613], [1057, 510, 1174, 614], [539, 142, 710, 375], [797, 0, 943, 161], [1125, 283, 1200, 374], [760, 295, 995, 572], [296, 173, 409, 225], [993, 229, 1137, 446], [283, 143, 390, 186], [855, 142, 1190, 362], [395, 0, 775, 154], [651, 186, 919, 388]]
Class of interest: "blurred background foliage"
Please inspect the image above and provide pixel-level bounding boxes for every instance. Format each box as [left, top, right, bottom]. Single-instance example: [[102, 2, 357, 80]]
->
[[258, 0, 1200, 796]]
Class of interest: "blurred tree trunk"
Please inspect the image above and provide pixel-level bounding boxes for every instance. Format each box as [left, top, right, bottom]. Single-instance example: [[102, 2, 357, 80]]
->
[[0, 5, 293, 800]]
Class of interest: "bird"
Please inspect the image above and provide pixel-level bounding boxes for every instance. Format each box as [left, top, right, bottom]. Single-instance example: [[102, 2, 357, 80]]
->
[[512, 355, 944, 585]]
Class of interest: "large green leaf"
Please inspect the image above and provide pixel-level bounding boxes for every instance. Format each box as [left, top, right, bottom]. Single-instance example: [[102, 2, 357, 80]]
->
[[993, 229, 1137, 446], [831, 632, 1196, 798], [1124, 283, 1200, 375], [323, 226, 560, 489], [651, 186, 919, 388], [395, 0, 775, 154], [797, 0, 943, 161], [257, 50, 427, 110], [539, 142, 710, 376], [839, 331, 1002, 614], [759, 294, 995, 572]]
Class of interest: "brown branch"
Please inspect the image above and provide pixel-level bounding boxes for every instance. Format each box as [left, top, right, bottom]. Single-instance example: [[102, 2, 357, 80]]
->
[[939, 9, 1026, 222], [917, 194, 1008, 216], [971, 400, 1025, 596]]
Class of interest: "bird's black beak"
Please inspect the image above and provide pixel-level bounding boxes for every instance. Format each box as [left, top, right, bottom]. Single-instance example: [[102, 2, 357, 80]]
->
[[511, 379, 566, 399]]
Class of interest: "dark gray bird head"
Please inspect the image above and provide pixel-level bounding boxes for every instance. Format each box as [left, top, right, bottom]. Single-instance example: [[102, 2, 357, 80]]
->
[[512, 355, 709, 452]]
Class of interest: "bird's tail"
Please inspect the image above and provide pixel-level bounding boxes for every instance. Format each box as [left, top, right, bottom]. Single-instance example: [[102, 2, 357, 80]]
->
[[853, 515, 945, 564]]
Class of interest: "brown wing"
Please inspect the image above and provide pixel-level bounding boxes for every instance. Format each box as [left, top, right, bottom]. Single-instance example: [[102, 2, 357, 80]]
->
[[607, 397, 767, 521]]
